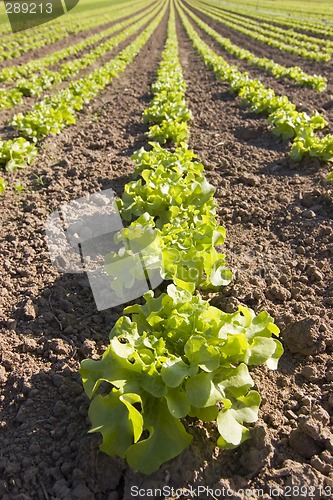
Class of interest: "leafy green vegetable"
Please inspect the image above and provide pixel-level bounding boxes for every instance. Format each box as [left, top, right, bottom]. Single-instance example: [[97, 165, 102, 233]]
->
[[190, 0, 332, 62], [108, 143, 232, 290], [11, 5, 166, 141], [0, 5, 158, 110], [184, 3, 327, 91], [80, 3, 283, 477]]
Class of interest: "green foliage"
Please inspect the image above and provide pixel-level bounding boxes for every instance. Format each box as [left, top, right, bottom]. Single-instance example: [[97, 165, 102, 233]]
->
[[0, 137, 37, 172], [191, 0, 332, 62], [178, 3, 333, 162], [12, 6, 165, 141], [0, 6, 156, 110], [80, 284, 282, 473], [112, 143, 232, 289], [0, 3, 128, 63], [122, 144, 215, 226], [0, 177, 8, 195], [1, 3, 164, 176], [0, 0, 151, 83], [80, 3, 284, 476], [13, 180, 25, 193], [0, 16, 89, 62], [0, 88, 23, 108], [184, 3, 327, 91]]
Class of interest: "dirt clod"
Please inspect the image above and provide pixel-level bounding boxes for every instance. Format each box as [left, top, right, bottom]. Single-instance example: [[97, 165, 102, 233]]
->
[[282, 318, 326, 355]]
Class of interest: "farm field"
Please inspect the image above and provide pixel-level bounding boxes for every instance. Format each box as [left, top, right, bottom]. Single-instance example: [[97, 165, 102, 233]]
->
[[0, 0, 333, 498]]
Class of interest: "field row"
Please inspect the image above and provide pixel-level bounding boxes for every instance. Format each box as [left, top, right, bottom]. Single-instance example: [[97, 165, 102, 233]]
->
[[1, 0, 332, 194], [80, 2, 282, 473], [189, 0, 332, 61]]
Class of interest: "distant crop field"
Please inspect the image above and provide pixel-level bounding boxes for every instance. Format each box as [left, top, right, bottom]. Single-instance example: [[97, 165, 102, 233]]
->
[[206, 0, 333, 19], [0, 0, 332, 498]]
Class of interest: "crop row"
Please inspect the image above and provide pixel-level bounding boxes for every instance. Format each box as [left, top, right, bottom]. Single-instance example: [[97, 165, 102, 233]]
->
[[182, 3, 326, 91], [0, 0, 135, 44], [11, 3, 164, 141], [0, 0, 143, 63], [188, 0, 331, 61], [0, 0, 154, 83], [142, 10, 192, 144], [0, 1, 165, 181], [201, 1, 333, 38], [80, 1, 282, 474], [178, 1, 333, 172], [0, 15, 109, 62], [194, 0, 333, 52], [0, 1, 108, 38], [0, 2, 158, 109]]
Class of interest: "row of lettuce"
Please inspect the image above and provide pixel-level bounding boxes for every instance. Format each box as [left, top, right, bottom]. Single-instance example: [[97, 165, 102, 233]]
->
[[182, 2, 327, 91], [79, 1, 283, 474], [0, 0, 155, 83], [177, 1, 333, 174], [0, 1, 165, 188], [194, 0, 333, 52], [0, 1, 159, 110], [0, 2, 125, 62], [0, 0, 151, 39], [199, 0, 333, 38], [189, 0, 332, 62]]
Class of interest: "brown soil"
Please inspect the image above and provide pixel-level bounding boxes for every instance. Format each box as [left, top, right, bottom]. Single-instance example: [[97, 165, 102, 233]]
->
[[0, 3, 333, 500]]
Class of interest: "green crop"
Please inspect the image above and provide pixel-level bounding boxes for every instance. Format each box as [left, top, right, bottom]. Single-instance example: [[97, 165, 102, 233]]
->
[[0, 177, 8, 195], [177, 2, 333, 166], [190, 0, 332, 62], [143, 4, 192, 144], [0, 4, 158, 110], [80, 2, 283, 475], [80, 284, 282, 474], [0, 137, 37, 172], [113, 143, 232, 289], [184, 3, 327, 91], [0, 0, 154, 84], [11, 4, 165, 141]]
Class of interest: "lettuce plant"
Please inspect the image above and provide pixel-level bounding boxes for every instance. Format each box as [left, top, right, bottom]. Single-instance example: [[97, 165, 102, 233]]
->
[[184, 4, 327, 91], [191, 0, 331, 62], [80, 4, 283, 476], [80, 284, 282, 474], [0, 137, 37, 172], [0, 0, 151, 83], [112, 143, 232, 290], [0, 177, 8, 195]]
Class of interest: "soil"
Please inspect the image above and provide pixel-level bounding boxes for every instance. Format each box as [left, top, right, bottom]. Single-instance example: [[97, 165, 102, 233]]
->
[[0, 3, 333, 500]]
